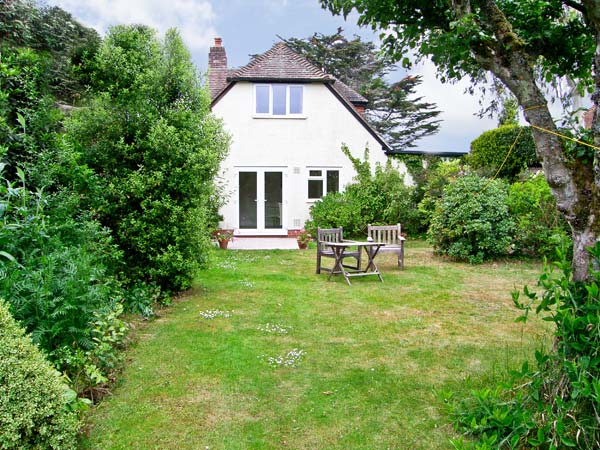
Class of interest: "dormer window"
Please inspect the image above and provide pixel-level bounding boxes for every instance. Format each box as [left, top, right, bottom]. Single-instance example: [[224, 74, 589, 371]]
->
[[255, 84, 303, 116]]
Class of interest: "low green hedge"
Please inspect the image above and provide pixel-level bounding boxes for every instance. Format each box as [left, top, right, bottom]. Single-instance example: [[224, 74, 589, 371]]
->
[[0, 300, 79, 449]]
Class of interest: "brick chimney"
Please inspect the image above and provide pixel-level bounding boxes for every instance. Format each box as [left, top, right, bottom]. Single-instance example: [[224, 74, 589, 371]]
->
[[208, 37, 228, 100], [354, 105, 366, 116]]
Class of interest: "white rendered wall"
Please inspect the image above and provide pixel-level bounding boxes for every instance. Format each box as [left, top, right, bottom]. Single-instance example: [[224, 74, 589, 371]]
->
[[212, 81, 409, 233]]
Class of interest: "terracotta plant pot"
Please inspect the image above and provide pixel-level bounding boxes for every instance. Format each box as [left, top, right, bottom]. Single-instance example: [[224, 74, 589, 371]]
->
[[297, 241, 308, 249], [218, 239, 229, 249]]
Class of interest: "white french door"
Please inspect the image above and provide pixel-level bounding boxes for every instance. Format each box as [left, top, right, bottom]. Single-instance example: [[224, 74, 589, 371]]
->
[[238, 168, 286, 235]]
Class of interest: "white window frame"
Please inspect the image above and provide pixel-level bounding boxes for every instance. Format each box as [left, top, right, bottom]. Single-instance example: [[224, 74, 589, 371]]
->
[[254, 84, 305, 118], [307, 168, 340, 201]]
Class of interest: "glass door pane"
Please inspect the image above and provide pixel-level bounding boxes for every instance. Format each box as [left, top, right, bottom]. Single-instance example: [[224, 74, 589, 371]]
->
[[239, 172, 257, 229], [264, 172, 282, 229]]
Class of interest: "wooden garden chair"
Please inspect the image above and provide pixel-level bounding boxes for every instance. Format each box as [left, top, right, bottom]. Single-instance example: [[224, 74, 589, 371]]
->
[[316, 227, 361, 274], [367, 223, 405, 269]]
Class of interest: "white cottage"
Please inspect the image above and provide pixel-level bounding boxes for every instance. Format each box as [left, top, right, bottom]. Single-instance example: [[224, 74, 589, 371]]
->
[[208, 38, 394, 236]]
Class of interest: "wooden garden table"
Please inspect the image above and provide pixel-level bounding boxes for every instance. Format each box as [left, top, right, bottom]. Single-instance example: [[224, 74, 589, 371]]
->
[[325, 241, 384, 285]]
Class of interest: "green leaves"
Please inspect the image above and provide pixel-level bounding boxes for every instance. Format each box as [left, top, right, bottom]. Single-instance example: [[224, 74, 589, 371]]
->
[[456, 242, 600, 448], [67, 25, 228, 292], [306, 146, 421, 236], [428, 174, 514, 263], [468, 125, 538, 181], [16, 112, 26, 132], [0, 300, 79, 449]]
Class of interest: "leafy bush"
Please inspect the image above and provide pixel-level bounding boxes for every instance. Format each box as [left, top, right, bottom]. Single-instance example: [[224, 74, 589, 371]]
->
[[0, 166, 125, 393], [417, 159, 466, 229], [468, 125, 538, 181], [66, 26, 229, 292], [452, 243, 600, 449], [0, 0, 100, 103], [0, 299, 79, 449], [507, 172, 571, 257], [306, 192, 361, 236], [428, 175, 514, 263], [306, 145, 421, 237], [50, 304, 128, 397]]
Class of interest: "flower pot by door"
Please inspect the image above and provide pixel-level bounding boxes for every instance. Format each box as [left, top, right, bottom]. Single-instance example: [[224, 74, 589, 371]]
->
[[218, 239, 229, 249]]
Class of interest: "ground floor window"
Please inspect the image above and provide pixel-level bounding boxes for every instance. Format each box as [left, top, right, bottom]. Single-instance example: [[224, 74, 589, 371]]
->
[[308, 169, 339, 199]]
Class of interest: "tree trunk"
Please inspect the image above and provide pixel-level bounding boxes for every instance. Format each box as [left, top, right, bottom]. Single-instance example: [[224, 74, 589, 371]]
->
[[470, 0, 600, 281]]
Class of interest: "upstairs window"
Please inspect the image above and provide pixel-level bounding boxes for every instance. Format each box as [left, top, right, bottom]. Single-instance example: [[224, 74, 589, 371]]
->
[[255, 84, 303, 116], [308, 169, 339, 199]]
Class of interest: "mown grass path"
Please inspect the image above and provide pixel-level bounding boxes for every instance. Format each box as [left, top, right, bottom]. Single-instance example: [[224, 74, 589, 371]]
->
[[81, 242, 549, 449]]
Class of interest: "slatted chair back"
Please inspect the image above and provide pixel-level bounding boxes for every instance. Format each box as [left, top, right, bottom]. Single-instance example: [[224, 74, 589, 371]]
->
[[317, 227, 343, 252], [316, 227, 360, 274], [367, 223, 405, 269]]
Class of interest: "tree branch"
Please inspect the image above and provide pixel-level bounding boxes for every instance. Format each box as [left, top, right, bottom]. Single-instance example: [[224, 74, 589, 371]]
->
[[563, 0, 587, 16]]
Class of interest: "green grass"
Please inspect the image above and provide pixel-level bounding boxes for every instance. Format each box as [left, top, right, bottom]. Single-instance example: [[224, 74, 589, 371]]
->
[[81, 242, 550, 449]]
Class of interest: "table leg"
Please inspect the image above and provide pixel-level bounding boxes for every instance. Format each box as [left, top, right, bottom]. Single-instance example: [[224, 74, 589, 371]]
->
[[327, 246, 352, 285], [364, 245, 384, 282]]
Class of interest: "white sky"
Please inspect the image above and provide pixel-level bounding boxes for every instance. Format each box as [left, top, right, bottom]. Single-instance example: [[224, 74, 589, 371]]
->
[[46, 0, 497, 153]]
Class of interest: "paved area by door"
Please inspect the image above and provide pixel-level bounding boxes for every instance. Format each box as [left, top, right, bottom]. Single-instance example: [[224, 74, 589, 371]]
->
[[227, 237, 298, 250]]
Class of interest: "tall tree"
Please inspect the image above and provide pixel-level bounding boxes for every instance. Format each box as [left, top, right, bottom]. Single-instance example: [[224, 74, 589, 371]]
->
[[282, 29, 442, 150], [0, 0, 100, 103], [67, 26, 229, 292], [319, 0, 599, 281]]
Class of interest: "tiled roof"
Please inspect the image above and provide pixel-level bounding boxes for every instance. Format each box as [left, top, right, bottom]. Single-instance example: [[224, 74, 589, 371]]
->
[[228, 42, 332, 82], [330, 78, 367, 104]]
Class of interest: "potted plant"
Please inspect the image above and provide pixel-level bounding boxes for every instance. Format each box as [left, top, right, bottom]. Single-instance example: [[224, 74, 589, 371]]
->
[[215, 230, 233, 249], [297, 230, 311, 249]]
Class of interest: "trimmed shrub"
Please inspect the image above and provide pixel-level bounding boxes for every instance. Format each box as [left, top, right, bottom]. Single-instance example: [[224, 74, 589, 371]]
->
[[305, 192, 362, 236], [0, 299, 79, 449], [507, 172, 571, 257], [428, 175, 514, 263], [468, 125, 538, 181]]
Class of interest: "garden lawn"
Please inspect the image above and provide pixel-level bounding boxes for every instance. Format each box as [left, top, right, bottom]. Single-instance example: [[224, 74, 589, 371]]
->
[[81, 241, 550, 449]]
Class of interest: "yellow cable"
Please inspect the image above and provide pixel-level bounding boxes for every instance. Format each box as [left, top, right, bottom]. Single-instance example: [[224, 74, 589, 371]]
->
[[523, 104, 600, 150], [479, 126, 524, 194], [477, 110, 599, 194], [529, 124, 600, 151]]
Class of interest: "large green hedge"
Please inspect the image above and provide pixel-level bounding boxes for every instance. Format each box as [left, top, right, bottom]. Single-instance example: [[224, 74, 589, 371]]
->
[[66, 26, 229, 292], [507, 173, 571, 257], [0, 300, 79, 449], [468, 125, 538, 180], [428, 175, 515, 263]]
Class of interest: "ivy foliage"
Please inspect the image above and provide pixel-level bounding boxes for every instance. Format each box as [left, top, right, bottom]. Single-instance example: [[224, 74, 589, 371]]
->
[[0, 299, 79, 449], [306, 145, 421, 237]]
